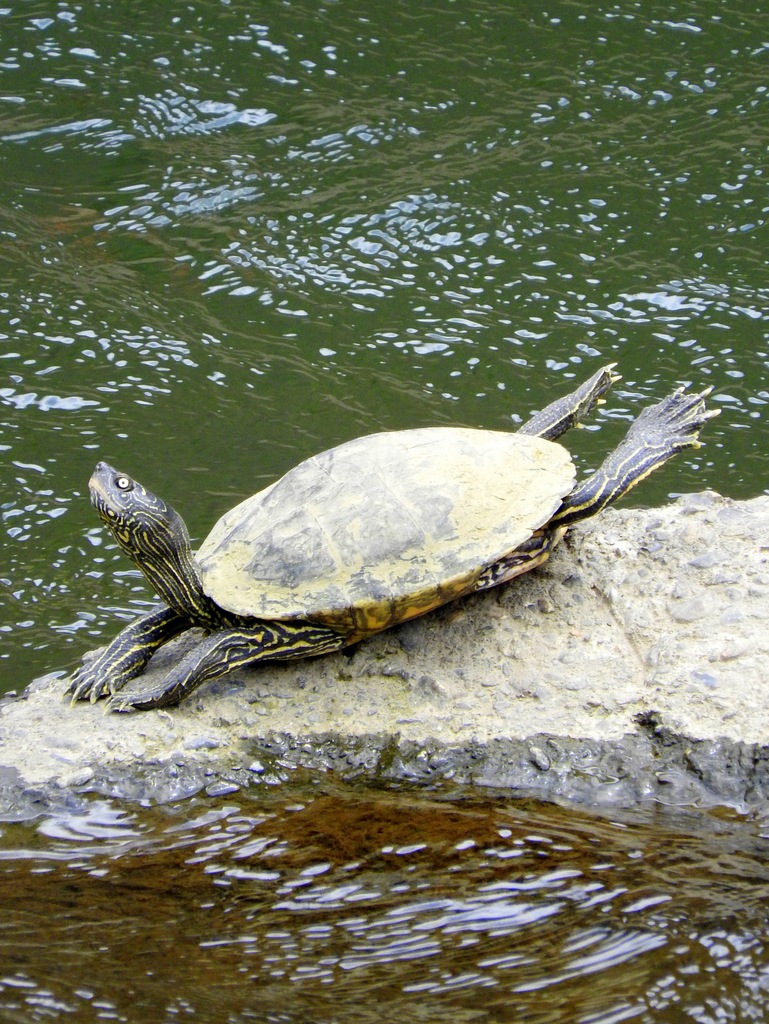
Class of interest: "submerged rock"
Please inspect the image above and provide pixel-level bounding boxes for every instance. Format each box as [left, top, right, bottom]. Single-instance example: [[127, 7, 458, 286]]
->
[[2, 491, 769, 815]]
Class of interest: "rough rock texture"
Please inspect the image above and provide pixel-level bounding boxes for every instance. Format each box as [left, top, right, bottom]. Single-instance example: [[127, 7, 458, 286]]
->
[[2, 491, 768, 816]]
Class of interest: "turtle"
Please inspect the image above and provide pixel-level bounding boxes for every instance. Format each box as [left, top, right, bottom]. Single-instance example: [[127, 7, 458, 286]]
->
[[66, 364, 716, 712]]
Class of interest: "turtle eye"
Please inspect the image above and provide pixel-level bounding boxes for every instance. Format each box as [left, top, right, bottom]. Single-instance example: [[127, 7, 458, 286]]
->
[[115, 476, 133, 492]]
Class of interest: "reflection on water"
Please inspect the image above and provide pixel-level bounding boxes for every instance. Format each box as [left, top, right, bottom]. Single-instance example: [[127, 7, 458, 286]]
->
[[2, 783, 769, 1022]]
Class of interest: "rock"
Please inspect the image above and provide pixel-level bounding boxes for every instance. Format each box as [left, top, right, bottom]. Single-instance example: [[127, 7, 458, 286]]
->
[[2, 491, 769, 816]]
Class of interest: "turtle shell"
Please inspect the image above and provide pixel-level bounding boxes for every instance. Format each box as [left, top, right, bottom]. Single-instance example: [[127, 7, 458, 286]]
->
[[195, 427, 575, 640]]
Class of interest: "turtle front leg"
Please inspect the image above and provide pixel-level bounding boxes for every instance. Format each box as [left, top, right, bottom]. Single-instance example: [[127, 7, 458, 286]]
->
[[66, 605, 191, 704], [105, 620, 347, 712]]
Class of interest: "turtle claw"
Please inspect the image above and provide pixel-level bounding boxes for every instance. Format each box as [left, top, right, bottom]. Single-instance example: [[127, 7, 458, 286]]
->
[[105, 690, 159, 714], [66, 657, 131, 705], [103, 694, 134, 715], [66, 662, 105, 703], [65, 670, 97, 704]]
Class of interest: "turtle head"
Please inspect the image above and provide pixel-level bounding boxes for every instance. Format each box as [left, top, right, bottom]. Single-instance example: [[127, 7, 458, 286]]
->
[[88, 462, 217, 624], [89, 462, 188, 563]]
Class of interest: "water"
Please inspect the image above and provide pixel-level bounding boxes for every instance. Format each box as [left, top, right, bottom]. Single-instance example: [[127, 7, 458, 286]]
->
[[2, 0, 768, 691], [2, 1, 769, 1017], [3, 781, 769, 1024]]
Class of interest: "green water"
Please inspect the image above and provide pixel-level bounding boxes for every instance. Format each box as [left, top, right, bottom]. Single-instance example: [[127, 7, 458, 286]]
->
[[2, 0, 767, 692], [2, 1, 769, 1018]]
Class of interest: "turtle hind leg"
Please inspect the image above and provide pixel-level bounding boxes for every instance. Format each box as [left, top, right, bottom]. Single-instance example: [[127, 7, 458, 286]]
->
[[552, 385, 719, 530], [475, 528, 564, 592], [105, 620, 347, 712], [517, 363, 620, 440], [66, 605, 190, 703]]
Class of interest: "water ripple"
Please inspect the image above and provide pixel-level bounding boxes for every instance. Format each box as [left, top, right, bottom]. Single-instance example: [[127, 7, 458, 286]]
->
[[1, 784, 769, 1020]]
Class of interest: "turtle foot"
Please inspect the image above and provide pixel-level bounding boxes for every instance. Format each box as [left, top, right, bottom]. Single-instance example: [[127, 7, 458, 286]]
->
[[66, 653, 128, 704], [630, 384, 720, 449], [65, 607, 191, 707]]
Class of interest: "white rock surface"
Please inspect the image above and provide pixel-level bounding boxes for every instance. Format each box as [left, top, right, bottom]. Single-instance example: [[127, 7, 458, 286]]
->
[[2, 491, 768, 812]]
